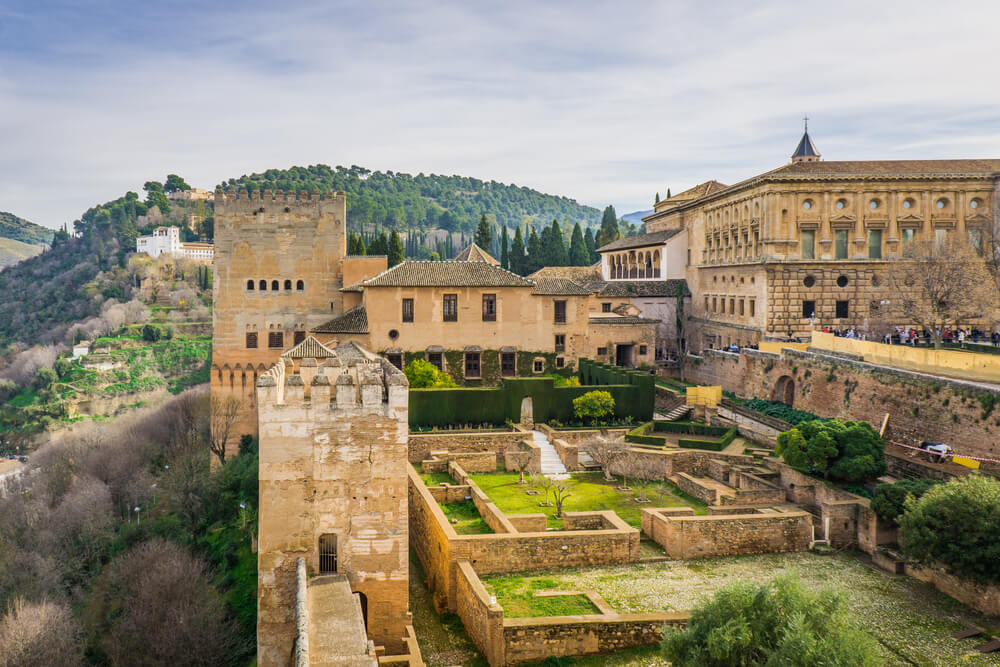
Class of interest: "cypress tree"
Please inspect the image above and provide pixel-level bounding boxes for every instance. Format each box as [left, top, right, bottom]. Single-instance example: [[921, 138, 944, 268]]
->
[[510, 226, 526, 274], [388, 230, 404, 266], [655, 192, 660, 204], [569, 223, 589, 266], [584, 227, 597, 263], [500, 225, 510, 269], [598, 205, 620, 247], [526, 226, 542, 274], [547, 220, 569, 266], [368, 231, 389, 256]]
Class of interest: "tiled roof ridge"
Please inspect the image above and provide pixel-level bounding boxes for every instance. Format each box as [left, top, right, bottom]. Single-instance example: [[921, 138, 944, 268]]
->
[[361, 259, 536, 287]]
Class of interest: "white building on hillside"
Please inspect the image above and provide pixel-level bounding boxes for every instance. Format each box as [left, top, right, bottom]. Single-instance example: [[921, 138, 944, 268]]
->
[[136, 226, 214, 261]]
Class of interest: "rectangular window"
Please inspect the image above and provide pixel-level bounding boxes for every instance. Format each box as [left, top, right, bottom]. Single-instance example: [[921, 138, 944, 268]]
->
[[464, 352, 481, 378], [836, 300, 849, 318], [533, 359, 544, 373], [802, 300, 816, 318], [500, 352, 516, 376], [555, 357, 565, 368], [597, 346, 608, 356], [427, 352, 443, 370], [936, 228, 948, 247], [554, 334, 566, 353], [835, 230, 848, 259], [318, 534, 337, 574], [801, 230, 815, 259], [293, 330, 306, 345], [638, 345, 647, 355], [402, 298, 414, 322], [443, 294, 458, 322], [704, 297, 709, 311], [729, 298, 735, 314], [868, 229, 882, 259], [739, 299, 745, 316], [712, 297, 717, 313], [970, 229, 984, 256], [387, 353, 403, 369], [901, 228, 915, 245], [482, 294, 496, 321], [268, 331, 284, 349], [554, 300, 567, 324], [750, 300, 756, 317], [245, 332, 258, 349], [602, 302, 612, 313]]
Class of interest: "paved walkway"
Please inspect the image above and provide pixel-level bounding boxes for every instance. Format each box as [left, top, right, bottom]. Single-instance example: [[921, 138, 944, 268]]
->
[[531, 430, 569, 479]]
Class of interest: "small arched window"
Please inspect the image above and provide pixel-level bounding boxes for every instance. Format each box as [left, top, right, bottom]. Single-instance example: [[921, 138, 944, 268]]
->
[[247, 279, 254, 290], [284, 279, 292, 291], [259, 279, 267, 291], [296, 280, 304, 291], [271, 280, 279, 291]]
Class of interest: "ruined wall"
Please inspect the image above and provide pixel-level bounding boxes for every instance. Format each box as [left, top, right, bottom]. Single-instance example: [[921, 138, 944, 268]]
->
[[681, 347, 1000, 465], [455, 560, 505, 667], [408, 430, 525, 463], [642, 507, 811, 559], [905, 565, 1000, 617]]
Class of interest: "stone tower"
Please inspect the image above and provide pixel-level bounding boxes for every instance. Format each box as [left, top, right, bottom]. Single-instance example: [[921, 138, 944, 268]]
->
[[256, 339, 410, 665], [211, 189, 348, 445]]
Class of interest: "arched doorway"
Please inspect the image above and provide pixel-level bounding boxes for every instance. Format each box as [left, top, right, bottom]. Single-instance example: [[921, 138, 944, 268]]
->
[[772, 375, 795, 406]]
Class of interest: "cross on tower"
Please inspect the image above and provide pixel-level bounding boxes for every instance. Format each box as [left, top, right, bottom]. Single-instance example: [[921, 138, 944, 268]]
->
[[803, 114, 809, 131]]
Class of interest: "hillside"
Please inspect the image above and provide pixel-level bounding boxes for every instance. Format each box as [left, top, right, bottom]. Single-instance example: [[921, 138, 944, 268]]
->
[[0, 211, 53, 268], [0, 237, 45, 269], [222, 164, 601, 233]]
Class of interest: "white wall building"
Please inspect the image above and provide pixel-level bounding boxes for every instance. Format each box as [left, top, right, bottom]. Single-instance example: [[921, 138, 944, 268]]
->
[[136, 226, 214, 261]]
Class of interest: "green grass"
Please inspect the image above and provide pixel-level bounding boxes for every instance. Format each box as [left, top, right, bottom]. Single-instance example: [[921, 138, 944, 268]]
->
[[7, 389, 38, 407], [421, 472, 454, 486], [470, 472, 705, 529], [483, 576, 600, 617], [439, 501, 492, 534]]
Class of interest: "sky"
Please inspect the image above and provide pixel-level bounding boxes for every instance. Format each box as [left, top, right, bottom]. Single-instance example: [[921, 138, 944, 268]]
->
[[2, 0, 1000, 228]]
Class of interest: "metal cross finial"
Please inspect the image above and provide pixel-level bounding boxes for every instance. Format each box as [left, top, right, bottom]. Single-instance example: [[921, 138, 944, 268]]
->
[[803, 114, 809, 131]]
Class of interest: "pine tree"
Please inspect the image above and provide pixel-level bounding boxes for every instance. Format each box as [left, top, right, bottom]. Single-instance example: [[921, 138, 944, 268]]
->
[[368, 231, 389, 256], [569, 223, 589, 266], [598, 205, 620, 247], [526, 226, 542, 274], [388, 229, 404, 266], [584, 227, 597, 264], [510, 226, 526, 274], [500, 225, 510, 269]]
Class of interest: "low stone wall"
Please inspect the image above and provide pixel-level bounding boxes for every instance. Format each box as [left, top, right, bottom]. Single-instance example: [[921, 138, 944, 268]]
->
[[427, 484, 472, 504], [455, 560, 504, 666], [607, 447, 755, 481], [422, 451, 497, 474], [552, 439, 579, 471], [905, 564, 1000, 616], [503, 440, 542, 475], [776, 464, 869, 548], [675, 473, 720, 505], [535, 424, 630, 445], [641, 507, 812, 559], [718, 487, 788, 506], [409, 429, 526, 463], [506, 514, 548, 532]]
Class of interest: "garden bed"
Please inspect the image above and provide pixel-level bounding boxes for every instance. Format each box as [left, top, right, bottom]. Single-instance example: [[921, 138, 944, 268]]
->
[[626, 421, 736, 450], [439, 501, 492, 535], [482, 576, 601, 617]]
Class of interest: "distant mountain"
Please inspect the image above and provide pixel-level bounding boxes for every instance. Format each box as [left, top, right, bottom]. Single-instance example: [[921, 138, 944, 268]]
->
[[222, 164, 602, 232], [0, 211, 52, 268], [622, 209, 653, 226]]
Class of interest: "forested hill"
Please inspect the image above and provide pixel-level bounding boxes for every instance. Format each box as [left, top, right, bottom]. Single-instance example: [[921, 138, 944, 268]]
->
[[0, 211, 53, 246], [221, 165, 600, 232]]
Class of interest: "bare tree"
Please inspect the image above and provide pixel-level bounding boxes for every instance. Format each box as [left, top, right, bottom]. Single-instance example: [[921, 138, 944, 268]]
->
[[0, 597, 84, 667], [582, 436, 628, 482], [209, 395, 244, 465], [890, 235, 998, 349], [536, 475, 555, 506], [504, 443, 532, 484], [621, 452, 653, 502], [552, 482, 572, 518]]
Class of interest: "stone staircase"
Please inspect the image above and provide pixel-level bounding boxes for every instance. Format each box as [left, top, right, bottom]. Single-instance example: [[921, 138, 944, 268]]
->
[[531, 430, 569, 479], [657, 404, 692, 421]]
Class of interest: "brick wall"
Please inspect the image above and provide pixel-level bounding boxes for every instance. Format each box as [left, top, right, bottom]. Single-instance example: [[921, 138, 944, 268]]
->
[[642, 507, 812, 559]]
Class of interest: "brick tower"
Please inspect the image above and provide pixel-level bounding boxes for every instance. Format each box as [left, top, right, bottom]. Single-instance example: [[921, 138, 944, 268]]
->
[[255, 339, 410, 665]]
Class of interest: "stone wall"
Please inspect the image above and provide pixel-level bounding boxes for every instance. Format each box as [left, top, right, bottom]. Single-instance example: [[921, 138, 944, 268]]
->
[[775, 464, 868, 548], [905, 565, 1000, 617], [552, 439, 579, 471], [455, 560, 504, 667], [675, 473, 720, 505], [409, 430, 526, 464], [535, 424, 631, 445], [642, 507, 812, 559], [421, 450, 497, 474], [427, 484, 473, 504], [679, 346, 1000, 466]]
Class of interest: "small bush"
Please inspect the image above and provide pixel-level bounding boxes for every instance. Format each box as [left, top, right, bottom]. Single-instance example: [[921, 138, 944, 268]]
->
[[141, 324, 162, 342]]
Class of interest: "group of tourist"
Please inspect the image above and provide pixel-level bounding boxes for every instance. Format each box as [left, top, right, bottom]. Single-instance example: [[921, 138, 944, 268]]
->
[[879, 327, 999, 347]]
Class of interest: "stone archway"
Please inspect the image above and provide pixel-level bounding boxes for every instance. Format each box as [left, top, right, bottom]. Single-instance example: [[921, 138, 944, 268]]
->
[[772, 375, 795, 406]]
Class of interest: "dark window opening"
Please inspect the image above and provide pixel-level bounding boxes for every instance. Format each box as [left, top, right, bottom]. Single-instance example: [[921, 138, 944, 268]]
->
[[246, 332, 258, 349], [268, 331, 284, 349], [639, 345, 647, 355], [835, 300, 849, 318], [271, 280, 279, 291], [443, 294, 458, 322], [554, 300, 567, 324], [555, 334, 566, 353], [482, 294, 496, 321], [533, 359, 544, 373], [402, 298, 414, 322], [555, 357, 565, 368], [465, 352, 481, 378], [500, 352, 516, 376], [293, 330, 306, 345], [319, 534, 337, 574], [284, 279, 292, 291], [387, 353, 403, 369], [427, 352, 443, 370], [259, 279, 267, 291], [601, 302, 611, 313], [802, 300, 815, 318], [296, 280, 304, 291], [246, 279, 254, 290], [597, 346, 608, 356]]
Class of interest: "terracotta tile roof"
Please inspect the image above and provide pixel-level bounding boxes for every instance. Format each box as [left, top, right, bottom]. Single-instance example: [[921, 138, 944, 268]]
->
[[597, 228, 684, 253], [666, 180, 730, 202], [592, 279, 689, 298], [528, 264, 602, 283], [313, 305, 369, 334], [453, 243, 499, 265], [361, 261, 534, 288], [589, 316, 661, 324], [773, 159, 1000, 176], [340, 282, 364, 293], [531, 277, 592, 295], [280, 335, 340, 359]]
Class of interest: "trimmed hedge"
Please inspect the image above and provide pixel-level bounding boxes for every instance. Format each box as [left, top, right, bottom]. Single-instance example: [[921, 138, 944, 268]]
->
[[652, 421, 730, 436], [678, 428, 737, 451], [625, 422, 663, 446]]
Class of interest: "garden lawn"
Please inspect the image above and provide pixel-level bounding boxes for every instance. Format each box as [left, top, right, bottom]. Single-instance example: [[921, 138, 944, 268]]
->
[[439, 501, 492, 535], [470, 472, 706, 529], [419, 471, 454, 487], [482, 576, 600, 617]]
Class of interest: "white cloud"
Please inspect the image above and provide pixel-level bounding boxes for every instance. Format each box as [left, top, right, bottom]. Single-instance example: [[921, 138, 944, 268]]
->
[[1, 0, 999, 227]]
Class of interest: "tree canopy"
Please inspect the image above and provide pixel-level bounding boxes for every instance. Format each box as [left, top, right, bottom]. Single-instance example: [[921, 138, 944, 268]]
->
[[403, 359, 457, 388], [597, 204, 620, 247], [871, 478, 941, 525], [775, 419, 886, 482]]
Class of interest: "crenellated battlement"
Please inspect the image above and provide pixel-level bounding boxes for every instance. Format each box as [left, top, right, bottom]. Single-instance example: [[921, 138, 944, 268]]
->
[[215, 187, 346, 204]]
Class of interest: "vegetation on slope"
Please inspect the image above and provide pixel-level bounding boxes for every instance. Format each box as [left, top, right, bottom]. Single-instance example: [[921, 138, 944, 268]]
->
[[0, 211, 53, 245]]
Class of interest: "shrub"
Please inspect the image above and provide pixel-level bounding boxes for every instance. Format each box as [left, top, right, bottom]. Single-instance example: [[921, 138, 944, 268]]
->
[[0, 597, 84, 667], [141, 324, 162, 342], [32, 366, 58, 392], [403, 359, 457, 389], [776, 419, 885, 483], [743, 398, 823, 425], [573, 390, 615, 421], [871, 479, 941, 525], [662, 574, 879, 666], [899, 475, 1000, 584]]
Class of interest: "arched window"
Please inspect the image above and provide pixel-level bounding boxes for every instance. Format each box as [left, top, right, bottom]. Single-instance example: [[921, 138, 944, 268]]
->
[[271, 280, 279, 291], [247, 279, 254, 290], [284, 279, 292, 291], [296, 280, 304, 291], [259, 279, 267, 291]]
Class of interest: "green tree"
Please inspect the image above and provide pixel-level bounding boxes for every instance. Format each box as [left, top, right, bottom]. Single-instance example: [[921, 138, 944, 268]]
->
[[163, 174, 191, 193], [569, 222, 589, 266], [141, 324, 163, 342], [143, 181, 170, 216], [655, 192, 660, 204], [584, 227, 598, 263], [899, 475, 1000, 584], [475, 214, 492, 249], [368, 231, 389, 256], [775, 419, 886, 482], [545, 219, 569, 266], [871, 478, 941, 525], [573, 390, 615, 422], [500, 225, 509, 269], [403, 359, 457, 388], [510, 226, 526, 274], [597, 205, 620, 247], [32, 366, 58, 391], [388, 230, 405, 266], [54, 357, 72, 378], [662, 575, 879, 667], [526, 226, 542, 274]]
